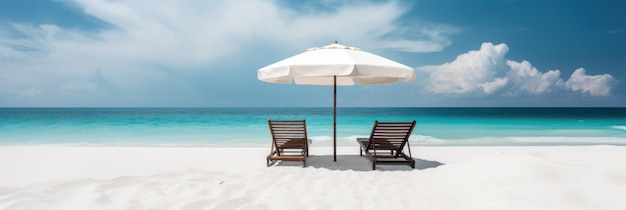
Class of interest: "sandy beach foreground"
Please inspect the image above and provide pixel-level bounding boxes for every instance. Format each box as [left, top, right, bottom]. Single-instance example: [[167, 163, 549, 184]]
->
[[1, 146, 625, 210]]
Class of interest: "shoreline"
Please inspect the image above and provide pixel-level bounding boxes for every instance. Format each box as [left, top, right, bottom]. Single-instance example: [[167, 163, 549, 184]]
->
[[2, 145, 626, 209], [2, 134, 626, 148]]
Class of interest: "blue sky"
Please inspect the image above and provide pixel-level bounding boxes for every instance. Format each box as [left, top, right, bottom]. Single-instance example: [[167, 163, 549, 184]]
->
[[0, 0, 624, 107]]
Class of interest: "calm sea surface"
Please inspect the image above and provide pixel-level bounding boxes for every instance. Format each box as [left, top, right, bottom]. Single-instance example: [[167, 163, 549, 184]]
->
[[1, 108, 625, 146]]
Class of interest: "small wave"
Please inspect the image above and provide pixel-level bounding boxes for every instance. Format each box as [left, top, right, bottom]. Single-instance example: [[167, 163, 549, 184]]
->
[[309, 135, 333, 142], [510, 136, 626, 145], [406, 135, 626, 146], [612, 126, 626, 131], [410, 135, 510, 146], [309, 135, 373, 141]]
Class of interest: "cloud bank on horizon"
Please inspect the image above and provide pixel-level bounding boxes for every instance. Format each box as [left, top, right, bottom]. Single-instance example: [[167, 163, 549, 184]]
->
[[420, 42, 616, 97], [0, 0, 621, 107]]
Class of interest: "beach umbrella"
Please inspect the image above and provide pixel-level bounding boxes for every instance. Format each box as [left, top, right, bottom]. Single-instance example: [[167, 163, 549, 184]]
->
[[258, 41, 414, 161]]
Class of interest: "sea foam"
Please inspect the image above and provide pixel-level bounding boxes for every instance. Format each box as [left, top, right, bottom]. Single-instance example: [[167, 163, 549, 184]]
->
[[612, 126, 626, 130]]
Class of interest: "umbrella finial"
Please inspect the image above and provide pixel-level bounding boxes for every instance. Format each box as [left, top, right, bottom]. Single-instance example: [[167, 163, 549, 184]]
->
[[334, 40, 338, 44]]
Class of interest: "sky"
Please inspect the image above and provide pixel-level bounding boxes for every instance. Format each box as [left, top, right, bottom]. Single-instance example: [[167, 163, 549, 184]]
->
[[0, 0, 624, 107]]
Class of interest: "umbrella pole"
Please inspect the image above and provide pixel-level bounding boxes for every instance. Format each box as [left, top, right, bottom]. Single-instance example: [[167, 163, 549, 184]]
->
[[333, 76, 337, 162]]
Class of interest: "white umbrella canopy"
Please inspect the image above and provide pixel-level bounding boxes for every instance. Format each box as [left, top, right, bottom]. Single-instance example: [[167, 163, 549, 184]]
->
[[258, 42, 414, 85], [258, 41, 415, 161]]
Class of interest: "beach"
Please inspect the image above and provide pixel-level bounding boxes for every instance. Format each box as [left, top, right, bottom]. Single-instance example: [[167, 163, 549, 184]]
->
[[2, 0, 624, 208], [1, 145, 625, 209]]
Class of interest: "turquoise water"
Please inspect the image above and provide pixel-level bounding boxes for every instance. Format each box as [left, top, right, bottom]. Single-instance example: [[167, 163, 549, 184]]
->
[[1, 108, 625, 146]]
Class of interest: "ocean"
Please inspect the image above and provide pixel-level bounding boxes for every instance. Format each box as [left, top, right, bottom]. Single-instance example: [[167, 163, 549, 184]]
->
[[1, 107, 625, 146]]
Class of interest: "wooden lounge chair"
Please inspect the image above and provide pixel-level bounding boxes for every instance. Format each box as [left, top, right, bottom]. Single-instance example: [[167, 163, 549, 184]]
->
[[357, 120, 416, 170], [267, 119, 309, 167]]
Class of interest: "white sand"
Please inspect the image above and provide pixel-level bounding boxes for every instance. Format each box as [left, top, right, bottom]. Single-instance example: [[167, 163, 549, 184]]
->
[[1, 145, 626, 210]]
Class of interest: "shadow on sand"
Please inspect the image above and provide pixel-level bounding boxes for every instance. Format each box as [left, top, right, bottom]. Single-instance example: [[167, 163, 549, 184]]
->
[[273, 155, 444, 172]]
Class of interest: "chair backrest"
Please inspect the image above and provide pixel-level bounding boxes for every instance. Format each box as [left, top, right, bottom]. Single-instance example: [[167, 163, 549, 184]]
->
[[367, 120, 416, 150], [268, 119, 308, 148]]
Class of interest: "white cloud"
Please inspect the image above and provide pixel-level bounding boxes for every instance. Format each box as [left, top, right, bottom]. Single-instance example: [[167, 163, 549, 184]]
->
[[3, 0, 455, 67], [426, 42, 509, 94], [0, 0, 456, 106], [423, 42, 616, 97], [478, 77, 508, 94], [505, 60, 563, 95], [380, 39, 448, 53], [565, 68, 615, 96], [17, 87, 42, 98], [379, 25, 458, 53]]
